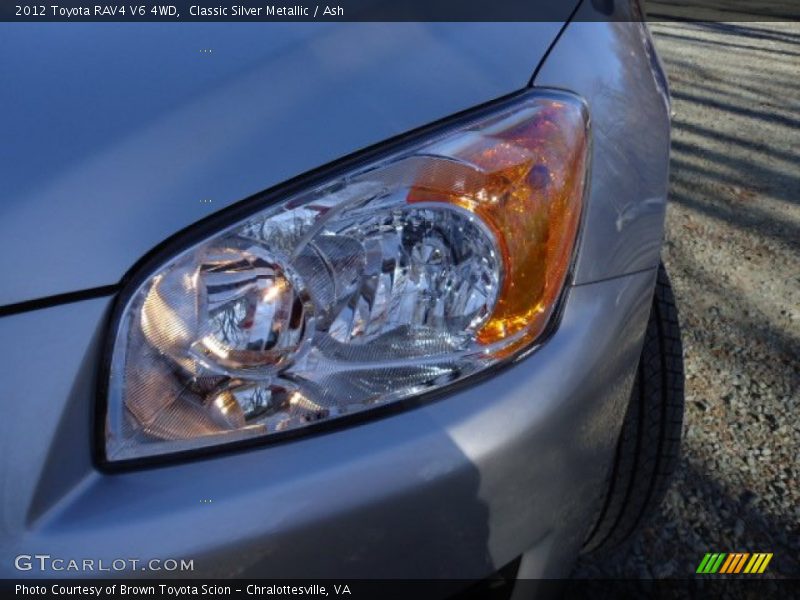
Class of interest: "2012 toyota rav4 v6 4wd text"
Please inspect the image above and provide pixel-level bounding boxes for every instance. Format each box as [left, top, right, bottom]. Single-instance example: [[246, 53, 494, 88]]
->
[[0, 0, 683, 585]]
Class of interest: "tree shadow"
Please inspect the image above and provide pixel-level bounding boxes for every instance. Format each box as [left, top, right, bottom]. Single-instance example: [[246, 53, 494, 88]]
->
[[670, 89, 800, 131], [654, 29, 800, 59], [572, 459, 800, 577], [575, 20, 800, 580], [694, 21, 800, 46]]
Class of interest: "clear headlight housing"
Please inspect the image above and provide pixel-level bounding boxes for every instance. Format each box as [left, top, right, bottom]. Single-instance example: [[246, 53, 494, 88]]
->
[[104, 90, 589, 462]]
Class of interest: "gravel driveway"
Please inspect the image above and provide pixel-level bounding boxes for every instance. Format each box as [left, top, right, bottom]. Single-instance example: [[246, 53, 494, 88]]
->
[[574, 20, 800, 579]]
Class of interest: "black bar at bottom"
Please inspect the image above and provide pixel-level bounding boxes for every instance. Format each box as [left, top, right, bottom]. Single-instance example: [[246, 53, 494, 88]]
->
[[2, 579, 798, 600]]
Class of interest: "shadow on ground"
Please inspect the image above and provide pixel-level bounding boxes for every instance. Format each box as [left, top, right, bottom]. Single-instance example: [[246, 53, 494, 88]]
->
[[573, 21, 800, 579]]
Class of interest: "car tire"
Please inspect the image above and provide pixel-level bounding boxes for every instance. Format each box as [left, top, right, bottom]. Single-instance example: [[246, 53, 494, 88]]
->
[[582, 262, 685, 553]]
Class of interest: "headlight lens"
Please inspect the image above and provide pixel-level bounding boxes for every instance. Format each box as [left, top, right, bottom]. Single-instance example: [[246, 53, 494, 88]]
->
[[105, 90, 589, 462]]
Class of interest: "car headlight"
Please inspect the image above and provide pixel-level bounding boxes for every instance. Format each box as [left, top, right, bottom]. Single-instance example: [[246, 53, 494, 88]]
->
[[103, 90, 590, 463]]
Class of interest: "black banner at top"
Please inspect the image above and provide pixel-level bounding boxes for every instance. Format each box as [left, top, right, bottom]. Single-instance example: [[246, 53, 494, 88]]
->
[[2, 0, 800, 22]]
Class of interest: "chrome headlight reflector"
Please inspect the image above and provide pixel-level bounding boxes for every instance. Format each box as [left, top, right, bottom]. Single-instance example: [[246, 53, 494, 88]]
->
[[104, 90, 590, 462]]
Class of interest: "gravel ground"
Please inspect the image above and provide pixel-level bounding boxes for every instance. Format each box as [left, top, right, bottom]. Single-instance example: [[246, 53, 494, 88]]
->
[[574, 21, 800, 579]]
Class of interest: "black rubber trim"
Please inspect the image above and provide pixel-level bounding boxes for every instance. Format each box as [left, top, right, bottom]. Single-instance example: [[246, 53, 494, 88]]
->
[[582, 262, 685, 553], [622, 291, 670, 540], [0, 285, 119, 318]]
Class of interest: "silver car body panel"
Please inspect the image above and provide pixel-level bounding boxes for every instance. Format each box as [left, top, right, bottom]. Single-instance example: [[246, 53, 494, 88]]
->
[[0, 21, 568, 307], [0, 270, 655, 578], [0, 12, 671, 581], [535, 14, 672, 284]]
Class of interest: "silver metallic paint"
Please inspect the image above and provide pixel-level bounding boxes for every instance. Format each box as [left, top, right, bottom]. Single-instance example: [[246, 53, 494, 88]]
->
[[0, 269, 656, 578], [534, 16, 672, 284], [0, 21, 568, 307], [0, 14, 672, 581]]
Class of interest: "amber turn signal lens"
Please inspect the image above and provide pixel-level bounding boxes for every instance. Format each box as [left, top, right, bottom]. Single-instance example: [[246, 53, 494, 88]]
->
[[407, 96, 589, 350]]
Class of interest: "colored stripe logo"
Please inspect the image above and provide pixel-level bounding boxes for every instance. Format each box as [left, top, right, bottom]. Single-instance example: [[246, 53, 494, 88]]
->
[[696, 552, 773, 574]]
